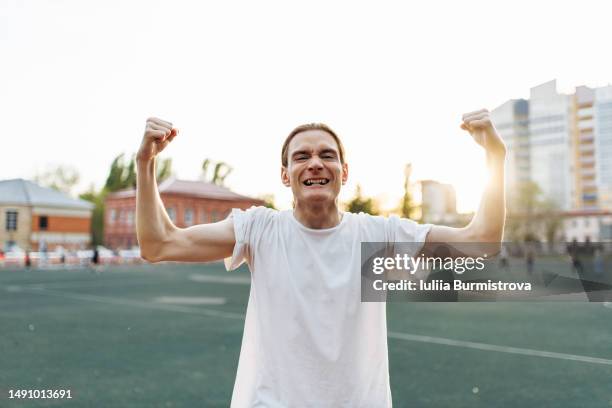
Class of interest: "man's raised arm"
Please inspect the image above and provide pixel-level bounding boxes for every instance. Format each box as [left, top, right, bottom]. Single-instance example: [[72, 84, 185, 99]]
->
[[136, 117, 236, 263], [423, 109, 506, 257]]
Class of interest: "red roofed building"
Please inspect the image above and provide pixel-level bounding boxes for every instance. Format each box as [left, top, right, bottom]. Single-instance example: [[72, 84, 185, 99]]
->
[[104, 178, 264, 249]]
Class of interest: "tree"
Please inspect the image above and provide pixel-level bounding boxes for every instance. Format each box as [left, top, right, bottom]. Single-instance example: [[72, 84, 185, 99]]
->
[[259, 194, 277, 210], [105, 153, 172, 192], [156, 157, 173, 184], [506, 181, 541, 243], [104, 154, 129, 192], [81, 153, 174, 246], [201, 158, 233, 186], [79, 186, 105, 246], [541, 198, 563, 250], [346, 185, 379, 215], [505, 181, 563, 245], [34, 165, 80, 195], [399, 163, 418, 220]]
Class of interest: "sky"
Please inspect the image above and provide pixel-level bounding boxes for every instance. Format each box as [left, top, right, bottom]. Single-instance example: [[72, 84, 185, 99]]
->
[[2, 0, 612, 212]]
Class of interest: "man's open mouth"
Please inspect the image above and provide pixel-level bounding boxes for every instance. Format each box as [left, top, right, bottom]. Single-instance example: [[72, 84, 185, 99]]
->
[[303, 178, 330, 186]]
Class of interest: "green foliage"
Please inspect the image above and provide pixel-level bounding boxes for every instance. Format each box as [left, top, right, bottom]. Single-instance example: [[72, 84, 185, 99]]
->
[[201, 158, 233, 186], [259, 194, 277, 210], [105, 153, 173, 192], [400, 164, 418, 220], [79, 187, 106, 246], [156, 158, 173, 183], [81, 153, 174, 246], [34, 165, 80, 195], [346, 185, 379, 215], [506, 181, 562, 244]]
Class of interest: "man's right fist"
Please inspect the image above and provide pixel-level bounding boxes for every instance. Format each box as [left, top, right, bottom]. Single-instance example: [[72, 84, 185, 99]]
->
[[137, 117, 178, 163]]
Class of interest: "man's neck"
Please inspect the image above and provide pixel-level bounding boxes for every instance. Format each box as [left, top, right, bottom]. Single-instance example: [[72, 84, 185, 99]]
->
[[293, 201, 343, 229]]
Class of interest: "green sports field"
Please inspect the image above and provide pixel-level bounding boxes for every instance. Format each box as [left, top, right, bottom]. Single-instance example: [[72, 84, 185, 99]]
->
[[1, 263, 611, 407]]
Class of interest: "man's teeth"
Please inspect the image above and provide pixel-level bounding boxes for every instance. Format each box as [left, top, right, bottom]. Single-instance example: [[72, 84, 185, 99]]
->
[[305, 179, 329, 185]]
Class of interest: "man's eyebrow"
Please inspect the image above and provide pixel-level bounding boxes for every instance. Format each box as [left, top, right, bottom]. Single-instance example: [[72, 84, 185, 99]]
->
[[291, 148, 338, 158]]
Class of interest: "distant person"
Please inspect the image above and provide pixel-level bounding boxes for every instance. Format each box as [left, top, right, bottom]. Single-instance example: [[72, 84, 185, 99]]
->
[[526, 248, 534, 276], [90, 247, 101, 274], [568, 239, 584, 276], [498, 245, 510, 273], [25, 250, 31, 269], [38, 240, 48, 268], [135, 111, 507, 407]]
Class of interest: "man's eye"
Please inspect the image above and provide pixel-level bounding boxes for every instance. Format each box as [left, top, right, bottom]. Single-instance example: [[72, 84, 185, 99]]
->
[[296, 155, 308, 161], [322, 154, 335, 159]]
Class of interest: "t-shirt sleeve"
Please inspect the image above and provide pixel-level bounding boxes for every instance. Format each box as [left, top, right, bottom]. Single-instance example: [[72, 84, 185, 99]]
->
[[224, 206, 272, 271], [386, 215, 432, 256]]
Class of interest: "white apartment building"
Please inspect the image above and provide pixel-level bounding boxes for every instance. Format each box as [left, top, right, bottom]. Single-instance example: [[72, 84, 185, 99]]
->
[[595, 85, 612, 209], [490, 99, 530, 195], [528, 80, 573, 210]]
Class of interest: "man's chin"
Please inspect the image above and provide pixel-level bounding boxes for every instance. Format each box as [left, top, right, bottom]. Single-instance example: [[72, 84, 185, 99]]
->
[[298, 191, 336, 204]]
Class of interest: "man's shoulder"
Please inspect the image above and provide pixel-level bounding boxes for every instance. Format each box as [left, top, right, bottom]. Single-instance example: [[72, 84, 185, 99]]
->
[[345, 211, 394, 225], [240, 205, 279, 216], [232, 206, 284, 228]]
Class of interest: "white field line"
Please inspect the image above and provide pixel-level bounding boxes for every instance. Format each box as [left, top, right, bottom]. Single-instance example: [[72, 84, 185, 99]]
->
[[154, 296, 226, 305], [4, 284, 612, 366], [189, 274, 250, 285], [2, 278, 172, 291], [388, 331, 612, 366], [3, 286, 243, 320]]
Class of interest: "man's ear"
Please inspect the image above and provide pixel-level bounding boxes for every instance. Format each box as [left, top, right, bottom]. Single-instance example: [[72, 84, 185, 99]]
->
[[341, 162, 349, 185], [281, 166, 291, 187]]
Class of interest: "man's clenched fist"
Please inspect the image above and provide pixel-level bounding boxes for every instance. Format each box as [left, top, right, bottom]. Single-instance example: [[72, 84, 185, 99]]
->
[[460, 109, 506, 157], [137, 117, 178, 163]]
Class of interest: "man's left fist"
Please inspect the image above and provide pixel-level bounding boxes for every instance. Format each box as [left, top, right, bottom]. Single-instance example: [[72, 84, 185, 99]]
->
[[461, 109, 506, 157]]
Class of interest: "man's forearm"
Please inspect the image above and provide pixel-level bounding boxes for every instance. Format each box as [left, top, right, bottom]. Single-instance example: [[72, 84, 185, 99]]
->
[[136, 158, 175, 259], [467, 152, 506, 242]]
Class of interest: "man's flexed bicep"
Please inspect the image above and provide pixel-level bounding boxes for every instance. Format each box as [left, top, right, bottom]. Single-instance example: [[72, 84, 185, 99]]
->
[[151, 217, 237, 263]]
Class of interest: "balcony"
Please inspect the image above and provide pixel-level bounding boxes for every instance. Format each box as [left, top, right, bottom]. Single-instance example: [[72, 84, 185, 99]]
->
[[578, 143, 595, 156], [578, 119, 594, 130], [580, 167, 596, 177], [582, 180, 597, 189], [578, 107, 594, 119]]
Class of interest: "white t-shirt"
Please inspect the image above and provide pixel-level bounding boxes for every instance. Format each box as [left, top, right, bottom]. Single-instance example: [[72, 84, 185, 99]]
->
[[225, 207, 431, 407]]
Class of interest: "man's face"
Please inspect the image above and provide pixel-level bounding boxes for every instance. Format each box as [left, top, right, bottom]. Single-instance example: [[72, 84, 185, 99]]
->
[[281, 130, 348, 206]]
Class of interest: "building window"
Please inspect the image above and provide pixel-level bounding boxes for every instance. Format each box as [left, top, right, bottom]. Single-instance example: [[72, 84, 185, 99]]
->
[[211, 210, 219, 222], [126, 210, 134, 226], [109, 209, 117, 225], [166, 207, 176, 223], [39, 216, 49, 230], [5, 211, 17, 231], [184, 208, 194, 226], [199, 209, 208, 223]]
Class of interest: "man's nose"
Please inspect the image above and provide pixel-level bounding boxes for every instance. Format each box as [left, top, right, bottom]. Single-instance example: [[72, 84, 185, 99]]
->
[[308, 156, 324, 171]]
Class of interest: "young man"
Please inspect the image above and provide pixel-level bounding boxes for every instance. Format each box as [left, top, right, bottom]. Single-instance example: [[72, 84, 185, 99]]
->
[[136, 112, 506, 407]]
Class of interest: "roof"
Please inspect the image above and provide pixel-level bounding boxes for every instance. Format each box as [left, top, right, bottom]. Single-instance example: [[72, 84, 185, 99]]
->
[[108, 178, 263, 202], [0, 178, 94, 210]]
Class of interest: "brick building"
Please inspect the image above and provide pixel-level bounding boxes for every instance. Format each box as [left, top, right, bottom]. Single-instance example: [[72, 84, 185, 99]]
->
[[0, 179, 93, 251], [104, 178, 264, 249]]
